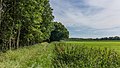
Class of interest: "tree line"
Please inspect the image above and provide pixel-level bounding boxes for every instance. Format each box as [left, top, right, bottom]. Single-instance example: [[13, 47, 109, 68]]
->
[[96, 36, 120, 40], [0, 0, 69, 51], [68, 36, 120, 41]]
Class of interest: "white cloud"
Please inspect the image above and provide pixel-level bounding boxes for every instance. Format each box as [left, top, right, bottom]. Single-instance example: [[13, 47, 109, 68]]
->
[[86, 0, 120, 29], [50, 0, 120, 37]]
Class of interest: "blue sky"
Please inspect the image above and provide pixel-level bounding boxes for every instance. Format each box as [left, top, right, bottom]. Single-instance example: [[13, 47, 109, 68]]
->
[[50, 0, 120, 38]]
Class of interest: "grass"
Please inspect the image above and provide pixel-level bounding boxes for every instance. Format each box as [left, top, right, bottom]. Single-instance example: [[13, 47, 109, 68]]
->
[[0, 42, 54, 68], [53, 43, 120, 68], [0, 41, 120, 68], [66, 41, 120, 54]]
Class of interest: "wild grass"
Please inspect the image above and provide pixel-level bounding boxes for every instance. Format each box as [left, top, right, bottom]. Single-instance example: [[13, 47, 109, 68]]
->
[[0, 43, 54, 68], [0, 42, 120, 68], [53, 43, 120, 68]]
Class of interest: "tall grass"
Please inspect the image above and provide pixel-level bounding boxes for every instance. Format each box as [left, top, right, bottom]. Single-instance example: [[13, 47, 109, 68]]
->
[[0, 43, 54, 68], [53, 43, 120, 68], [0, 42, 120, 68]]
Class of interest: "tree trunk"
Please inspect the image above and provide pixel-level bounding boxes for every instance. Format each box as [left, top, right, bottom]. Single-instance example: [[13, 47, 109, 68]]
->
[[16, 26, 20, 49], [9, 36, 12, 50], [0, 0, 2, 25], [13, 38, 15, 49]]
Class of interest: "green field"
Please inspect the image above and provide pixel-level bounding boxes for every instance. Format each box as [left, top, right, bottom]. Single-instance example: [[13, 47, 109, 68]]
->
[[0, 41, 120, 68], [66, 41, 120, 54]]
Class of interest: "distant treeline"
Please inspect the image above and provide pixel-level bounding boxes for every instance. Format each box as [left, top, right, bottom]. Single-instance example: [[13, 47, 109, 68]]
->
[[0, 0, 69, 51], [67, 36, 120, 41]]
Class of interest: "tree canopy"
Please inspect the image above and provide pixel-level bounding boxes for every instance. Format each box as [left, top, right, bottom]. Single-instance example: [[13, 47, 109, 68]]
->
[[50, 22, 69, 41]]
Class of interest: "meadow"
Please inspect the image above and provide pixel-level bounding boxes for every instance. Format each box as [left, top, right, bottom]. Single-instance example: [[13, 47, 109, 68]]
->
[[66, 41, 120, 54], [0, 41, 120, 68]]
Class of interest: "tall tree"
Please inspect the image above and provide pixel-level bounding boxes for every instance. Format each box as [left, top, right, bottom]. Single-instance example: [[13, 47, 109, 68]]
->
[[41, 0, 54, 41]]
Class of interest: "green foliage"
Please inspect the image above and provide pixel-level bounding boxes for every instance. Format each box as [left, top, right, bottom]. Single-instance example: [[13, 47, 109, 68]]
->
[[50, 22, 69, 41], [53, 43, 120, 68], [19, 0, 54, 45], [0, 0, 66, 51]]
